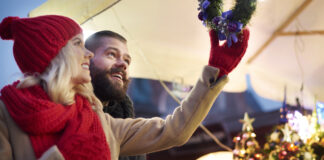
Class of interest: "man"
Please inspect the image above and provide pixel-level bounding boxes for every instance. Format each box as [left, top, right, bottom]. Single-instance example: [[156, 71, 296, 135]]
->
[[85, 31, 146, 160], [85, 28, 249, 159]]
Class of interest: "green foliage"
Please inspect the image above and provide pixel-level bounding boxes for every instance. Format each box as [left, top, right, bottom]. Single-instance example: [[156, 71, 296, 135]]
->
[[232, 0, 257, 27], [206, 0, 223, 21], [199, 0, 257, 27]]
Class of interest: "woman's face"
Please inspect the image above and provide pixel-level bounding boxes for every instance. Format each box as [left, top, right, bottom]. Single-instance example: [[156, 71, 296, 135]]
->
[[70, 33, 94, 85]]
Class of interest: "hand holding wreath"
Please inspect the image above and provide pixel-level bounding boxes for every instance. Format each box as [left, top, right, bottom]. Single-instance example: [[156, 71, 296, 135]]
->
[[198, 0, 256, 77], [208, 28, 250, 78]]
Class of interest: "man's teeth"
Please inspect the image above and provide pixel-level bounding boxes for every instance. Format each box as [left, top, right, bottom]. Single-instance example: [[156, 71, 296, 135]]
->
[[113, 74, 122, 79], [82, 64, 89, 69]]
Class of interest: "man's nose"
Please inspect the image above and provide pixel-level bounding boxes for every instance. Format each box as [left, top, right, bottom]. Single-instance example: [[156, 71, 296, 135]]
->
[[115, 59, 127, 70]]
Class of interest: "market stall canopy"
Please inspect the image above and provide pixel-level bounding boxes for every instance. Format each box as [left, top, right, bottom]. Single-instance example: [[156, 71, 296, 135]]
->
[[29, 0, 324, 108]]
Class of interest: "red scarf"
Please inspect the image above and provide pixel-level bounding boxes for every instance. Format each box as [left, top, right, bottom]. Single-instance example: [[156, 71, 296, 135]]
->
[[0, 81, 111, 160]]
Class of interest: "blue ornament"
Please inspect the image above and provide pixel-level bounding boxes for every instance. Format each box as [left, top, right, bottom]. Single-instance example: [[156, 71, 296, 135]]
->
[[212, 10, 243, 47], [202, 0, 211, 10]]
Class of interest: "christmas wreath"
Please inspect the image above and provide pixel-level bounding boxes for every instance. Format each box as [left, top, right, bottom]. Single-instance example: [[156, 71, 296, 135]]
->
[[198, 0, 257, 46]]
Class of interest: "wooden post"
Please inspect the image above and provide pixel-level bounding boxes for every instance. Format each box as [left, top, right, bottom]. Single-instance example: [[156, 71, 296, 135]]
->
[[247, 0, 313, 64], [278, 30, 324, 36]]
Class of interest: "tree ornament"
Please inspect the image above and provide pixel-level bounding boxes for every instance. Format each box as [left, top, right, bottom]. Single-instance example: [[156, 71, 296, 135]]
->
[[279, 86, 288, 124], [198, 0, 257, 47], [281, 123, 292, 142], [240, 112, 255, 132]]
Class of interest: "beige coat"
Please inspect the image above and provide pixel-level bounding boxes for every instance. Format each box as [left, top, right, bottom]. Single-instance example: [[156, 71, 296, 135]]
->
[[0, 66, 228, 160]]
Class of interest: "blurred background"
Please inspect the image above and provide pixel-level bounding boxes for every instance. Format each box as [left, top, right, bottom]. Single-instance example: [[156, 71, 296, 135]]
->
[[1, 0, 324, 159]]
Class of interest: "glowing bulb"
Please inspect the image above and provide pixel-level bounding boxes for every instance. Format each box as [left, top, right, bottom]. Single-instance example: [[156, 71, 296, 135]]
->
[[251, 133, 256, 137], [240, 149, 246, 155]]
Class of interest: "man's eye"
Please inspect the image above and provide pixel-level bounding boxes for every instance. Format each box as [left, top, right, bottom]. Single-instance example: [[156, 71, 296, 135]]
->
[[107, 52, 116, 58]]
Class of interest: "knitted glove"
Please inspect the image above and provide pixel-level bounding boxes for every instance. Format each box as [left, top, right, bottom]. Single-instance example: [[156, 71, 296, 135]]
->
[[208, 28, 250, 78]]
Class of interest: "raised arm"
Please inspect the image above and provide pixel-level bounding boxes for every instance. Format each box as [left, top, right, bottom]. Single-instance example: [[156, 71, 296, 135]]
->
[[107, 66, 228, 157]]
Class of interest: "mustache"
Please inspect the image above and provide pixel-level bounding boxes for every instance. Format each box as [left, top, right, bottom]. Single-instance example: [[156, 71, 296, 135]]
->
[[107, 67, 127, 81]]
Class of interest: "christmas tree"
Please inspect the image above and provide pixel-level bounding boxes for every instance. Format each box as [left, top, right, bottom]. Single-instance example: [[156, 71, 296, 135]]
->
[[233, 112, 264, 160]]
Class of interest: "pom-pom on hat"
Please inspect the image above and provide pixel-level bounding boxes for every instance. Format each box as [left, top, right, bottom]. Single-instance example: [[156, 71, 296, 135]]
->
[[0, 15, 82, 74]]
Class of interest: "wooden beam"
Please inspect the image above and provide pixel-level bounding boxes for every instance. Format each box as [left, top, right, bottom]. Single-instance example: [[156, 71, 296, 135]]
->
[[278, 30, 324, 36], [247, 0, 313, 64], [29, 0, 120, 24]]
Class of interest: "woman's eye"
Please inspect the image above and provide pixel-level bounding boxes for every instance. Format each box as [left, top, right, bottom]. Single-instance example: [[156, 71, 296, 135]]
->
[[74, 40, 82, 46], [125, 59, 130, 65]]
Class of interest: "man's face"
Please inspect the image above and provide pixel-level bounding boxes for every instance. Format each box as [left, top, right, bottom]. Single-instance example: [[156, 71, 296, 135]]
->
[[90, 37, 131, 101]]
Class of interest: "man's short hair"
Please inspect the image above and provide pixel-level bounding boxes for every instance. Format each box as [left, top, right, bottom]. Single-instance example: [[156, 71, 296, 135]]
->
[[85, 30, 127, 53]]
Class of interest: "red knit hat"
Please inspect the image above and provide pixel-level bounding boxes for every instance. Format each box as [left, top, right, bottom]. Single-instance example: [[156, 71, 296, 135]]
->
[[0, 15, 82, 74]]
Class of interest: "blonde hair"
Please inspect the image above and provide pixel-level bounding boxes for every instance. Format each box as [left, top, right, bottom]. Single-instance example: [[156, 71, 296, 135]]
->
[[17, 41, 102, 110]]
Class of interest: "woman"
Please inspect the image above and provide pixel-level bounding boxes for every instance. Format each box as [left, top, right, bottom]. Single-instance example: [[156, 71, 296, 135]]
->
[[0, 15, 249, 160], [0, 15, 107, 160]]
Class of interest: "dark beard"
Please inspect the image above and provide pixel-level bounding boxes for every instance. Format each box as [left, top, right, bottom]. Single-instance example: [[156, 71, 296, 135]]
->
[[90, 65, 130, 102]]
